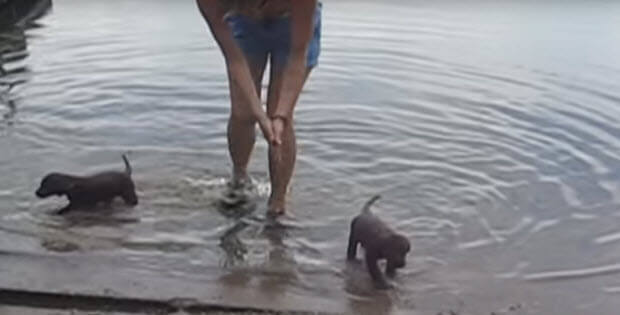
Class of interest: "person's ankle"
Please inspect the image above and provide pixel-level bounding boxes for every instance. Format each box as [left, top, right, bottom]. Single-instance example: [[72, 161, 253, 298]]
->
[[231, 170, 250, 186]]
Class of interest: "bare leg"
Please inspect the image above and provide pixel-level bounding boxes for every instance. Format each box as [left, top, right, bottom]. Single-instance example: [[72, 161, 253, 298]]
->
[[347, 219, 359, 260], [347, 234, 359, 261], [265, 65, 312, 214], [227, 55, 268, 183], [365, 251, 390, 290], [385, 261, 397, 278]]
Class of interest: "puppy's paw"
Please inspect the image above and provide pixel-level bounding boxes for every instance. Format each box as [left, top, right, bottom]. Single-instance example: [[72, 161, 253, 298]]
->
[[346, 258, 364, 266], [55, 205, 72, 215], [386, 268, 397, 278], [374, 280, 394, 290]]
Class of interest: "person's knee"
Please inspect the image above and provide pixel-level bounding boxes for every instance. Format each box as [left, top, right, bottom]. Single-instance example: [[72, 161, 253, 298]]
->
[[229, 106, 257, 126]]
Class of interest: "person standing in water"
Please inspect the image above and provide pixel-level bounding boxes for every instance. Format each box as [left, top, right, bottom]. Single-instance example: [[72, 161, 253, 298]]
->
[[196, 0, 321, 215]]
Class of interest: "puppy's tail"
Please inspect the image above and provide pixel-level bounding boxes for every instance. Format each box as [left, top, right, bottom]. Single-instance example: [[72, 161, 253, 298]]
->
[[361, 194, 381, 214], [122, 153, 132, 176]]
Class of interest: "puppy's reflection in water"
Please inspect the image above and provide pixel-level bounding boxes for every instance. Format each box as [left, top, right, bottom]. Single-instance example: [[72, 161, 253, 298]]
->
[[347, 292, 395, 315], [55, 210, 140, 228], [344, 261, 397, 315], [34, 206, 140, 254]]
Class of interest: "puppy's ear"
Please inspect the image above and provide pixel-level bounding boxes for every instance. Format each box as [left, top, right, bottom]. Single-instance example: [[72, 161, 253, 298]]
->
[[65, 182, 76, 191], [58, 181, 78, 196], [39, 174, 74, 196], [388, 234, 410, 253]]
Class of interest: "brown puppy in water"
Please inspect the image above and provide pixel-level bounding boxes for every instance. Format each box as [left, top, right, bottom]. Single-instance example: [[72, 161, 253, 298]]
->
[[347, 195, 410, 289], [35, 154, 138, 214]]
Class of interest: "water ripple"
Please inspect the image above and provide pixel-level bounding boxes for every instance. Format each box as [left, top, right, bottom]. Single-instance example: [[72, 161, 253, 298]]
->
[[2, 0, 620, 313], [525, 263, 620, 282]]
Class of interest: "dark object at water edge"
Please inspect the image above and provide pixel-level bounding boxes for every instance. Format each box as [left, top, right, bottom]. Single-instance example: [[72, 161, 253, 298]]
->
[[0, 0, 52, 28]]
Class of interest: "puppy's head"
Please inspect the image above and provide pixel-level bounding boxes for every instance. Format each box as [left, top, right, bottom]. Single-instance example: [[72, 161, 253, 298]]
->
[[121, 179, 138, 206], [384, 233, 410, 269], [36, 173, 74, 198]]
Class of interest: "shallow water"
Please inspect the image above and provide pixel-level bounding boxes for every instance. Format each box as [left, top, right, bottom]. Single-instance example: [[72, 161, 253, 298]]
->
[[2, 0, 620, 314]]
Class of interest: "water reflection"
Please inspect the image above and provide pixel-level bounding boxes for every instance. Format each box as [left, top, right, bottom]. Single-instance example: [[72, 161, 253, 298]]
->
[[260, 219, 298, 289], [219, 219, 249, 267], [217, 194, 257, 266], [0, 0, 52, 28], [2, 0, 620, 313], [347, 293, 394, 315], [218, 212, 298, 297], [0, 0, 52, 128], [0, 29, 27, 126]]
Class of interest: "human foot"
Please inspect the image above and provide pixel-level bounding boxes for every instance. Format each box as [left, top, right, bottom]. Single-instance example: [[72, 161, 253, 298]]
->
[[267, 197, 286, 216], [220, 176, 255, 208]]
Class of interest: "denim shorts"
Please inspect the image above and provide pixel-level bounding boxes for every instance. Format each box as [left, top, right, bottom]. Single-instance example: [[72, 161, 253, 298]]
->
[[225, 3, 322, 68]]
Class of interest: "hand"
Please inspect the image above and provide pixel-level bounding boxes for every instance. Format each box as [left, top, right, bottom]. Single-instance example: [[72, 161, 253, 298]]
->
[[257, 116, 275, 144], [271, 116, 285, 146]]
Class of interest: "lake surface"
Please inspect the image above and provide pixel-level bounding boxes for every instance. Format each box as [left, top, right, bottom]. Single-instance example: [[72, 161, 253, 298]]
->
[[2, 0, 620, 314]]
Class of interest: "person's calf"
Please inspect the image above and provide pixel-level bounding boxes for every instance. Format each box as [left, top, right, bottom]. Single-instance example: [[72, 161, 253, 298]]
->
[[267, 150, 290, 214], [227, 115, 257, 178]]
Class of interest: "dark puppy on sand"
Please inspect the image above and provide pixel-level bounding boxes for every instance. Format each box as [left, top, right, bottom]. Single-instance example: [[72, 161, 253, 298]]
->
[[36, 154, 138, 214], [347, 195, 410, 289]]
